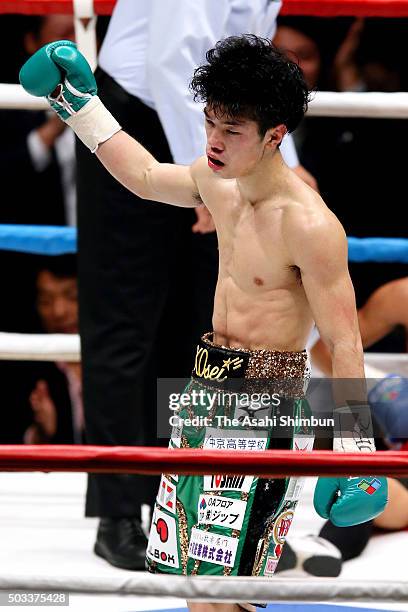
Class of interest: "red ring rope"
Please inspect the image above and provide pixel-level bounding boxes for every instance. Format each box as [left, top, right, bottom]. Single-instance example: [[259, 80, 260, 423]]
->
[[281, 0, 408, 16], [0, 447, 407, 477], [1, 0, 408, 17]]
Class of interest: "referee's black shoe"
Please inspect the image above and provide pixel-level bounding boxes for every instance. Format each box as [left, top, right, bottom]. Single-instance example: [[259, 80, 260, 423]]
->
[[94, 517, 147, 570]]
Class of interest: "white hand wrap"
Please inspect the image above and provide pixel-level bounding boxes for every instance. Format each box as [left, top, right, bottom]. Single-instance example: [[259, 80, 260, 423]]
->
[[333, 405, 375, 453], [66, 96, 121, 153]]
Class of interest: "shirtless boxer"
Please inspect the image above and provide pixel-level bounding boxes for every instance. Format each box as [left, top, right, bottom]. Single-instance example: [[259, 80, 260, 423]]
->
[[20, 35, 387, 611]]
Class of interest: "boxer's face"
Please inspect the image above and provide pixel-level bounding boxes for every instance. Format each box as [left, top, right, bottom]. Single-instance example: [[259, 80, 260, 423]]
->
[[36, 270, 78, 334], [204, 106, 285, 179]]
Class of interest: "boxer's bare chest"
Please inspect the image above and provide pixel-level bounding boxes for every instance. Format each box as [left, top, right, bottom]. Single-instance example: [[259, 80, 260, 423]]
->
[[204, 179, 300, 294]]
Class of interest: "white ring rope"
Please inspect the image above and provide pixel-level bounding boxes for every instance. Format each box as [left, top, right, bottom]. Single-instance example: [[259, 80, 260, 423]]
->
[[0, 331, 406, 378], [0, 84, 48, 110], [2, 85, 408, 118], [0, 574, 407, 602], [308, 91, 408, 118], [0, 332, 80, 361]]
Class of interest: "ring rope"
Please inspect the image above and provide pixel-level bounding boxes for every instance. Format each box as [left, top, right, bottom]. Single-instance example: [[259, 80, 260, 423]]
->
[[0, 447, 407, 476], [282, 0, 408, 17], [3, 86, 408, 119], [0, 332, 80, 361], [308, 92, 408, 119], [0, 574, 407, 602], [2, 0, 408, 18], [2, 225, 408, 263], [347, 237, 408, 263], [1, 332, 406, 366], [0, 224, 76, 254], [0, 85, 48, 110]]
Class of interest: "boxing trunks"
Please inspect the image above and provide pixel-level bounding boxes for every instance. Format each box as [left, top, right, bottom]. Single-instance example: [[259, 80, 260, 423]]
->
[[146, 332, 313, 579]]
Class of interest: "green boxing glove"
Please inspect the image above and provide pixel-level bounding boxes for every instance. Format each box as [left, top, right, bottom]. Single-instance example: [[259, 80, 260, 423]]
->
[[314, 475, 388, 527], [314, 405, 388, 526], [19, 40, 121, 152]]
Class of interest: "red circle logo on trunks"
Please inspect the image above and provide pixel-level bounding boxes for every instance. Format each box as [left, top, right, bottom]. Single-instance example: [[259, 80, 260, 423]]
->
[[156, 518, 169, 543]]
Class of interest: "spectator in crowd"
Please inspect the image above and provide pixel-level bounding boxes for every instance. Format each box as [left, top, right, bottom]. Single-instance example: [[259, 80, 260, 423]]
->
[[0, 256, 80, 445], [75, 0, 318, 571], [333, 18, 408, 93], [273, 17, 352, 150], [274, 16, 352, 91], [24, 255, 82, 445]]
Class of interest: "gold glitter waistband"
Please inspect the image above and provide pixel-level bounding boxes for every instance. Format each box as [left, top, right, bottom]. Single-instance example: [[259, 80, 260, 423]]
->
[[198, 332, 310, 398], [201, 332, 309, 379]]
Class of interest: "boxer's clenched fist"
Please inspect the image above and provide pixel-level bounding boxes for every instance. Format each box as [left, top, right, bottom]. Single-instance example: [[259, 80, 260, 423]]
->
[[314, 475, 388, 527], [20, 40, 96, 119], [20, 41, 120, 152]]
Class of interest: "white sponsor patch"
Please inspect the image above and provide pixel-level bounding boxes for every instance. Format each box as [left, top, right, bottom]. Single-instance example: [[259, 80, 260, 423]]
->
[[284, 477, 305, 502], [146, 506, 179, 568], [282, 437, 313, 502], [293, 435, 314, 452], [156, 475, 177, 513], [203, 474, 254, 493], [264, 555, 279, 576], [204, 428, 268, 451], [188, 527, 239, 568], [198, 494, 247, 530]]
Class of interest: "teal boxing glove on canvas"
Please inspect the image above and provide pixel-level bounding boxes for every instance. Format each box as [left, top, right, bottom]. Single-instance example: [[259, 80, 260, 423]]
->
[[19, 40, 121, 152], [314, 475, 388, 527], [314, 405, 388, 527]]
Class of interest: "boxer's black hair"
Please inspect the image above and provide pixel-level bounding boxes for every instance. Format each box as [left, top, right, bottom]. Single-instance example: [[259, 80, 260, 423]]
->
[[190, 34, 310, 136]]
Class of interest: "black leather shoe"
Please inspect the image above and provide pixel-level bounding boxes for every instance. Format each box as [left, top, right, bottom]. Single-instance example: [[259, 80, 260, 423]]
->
[[94, 517, 148, 570]]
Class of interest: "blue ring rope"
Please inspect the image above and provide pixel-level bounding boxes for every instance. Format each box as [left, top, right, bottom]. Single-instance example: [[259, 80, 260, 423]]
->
[[347, 236, 408, 263], [0, 225, 408, 263], [0, 225, 76, 255]]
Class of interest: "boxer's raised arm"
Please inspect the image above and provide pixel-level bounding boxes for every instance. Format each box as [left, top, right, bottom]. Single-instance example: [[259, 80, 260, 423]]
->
[[96, 131, 201, 207], [20, 40, 201, 208]]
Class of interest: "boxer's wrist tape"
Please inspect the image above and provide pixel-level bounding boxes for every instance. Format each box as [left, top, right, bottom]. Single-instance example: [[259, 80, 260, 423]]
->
[[66, 96, 121, 153], [333, 404, 375, 453]]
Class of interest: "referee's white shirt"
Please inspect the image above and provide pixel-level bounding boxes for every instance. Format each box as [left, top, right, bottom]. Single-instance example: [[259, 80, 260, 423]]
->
[[99, 0, 298, 167]]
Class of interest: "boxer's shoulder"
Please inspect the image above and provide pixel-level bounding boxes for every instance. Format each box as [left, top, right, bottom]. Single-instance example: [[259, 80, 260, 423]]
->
[[278, 191, 347, 267], [192, 155, 236, 210]]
